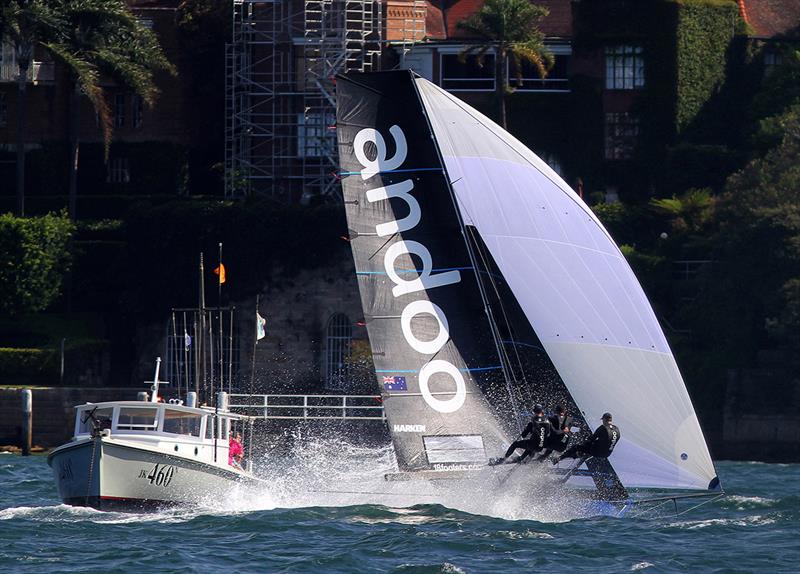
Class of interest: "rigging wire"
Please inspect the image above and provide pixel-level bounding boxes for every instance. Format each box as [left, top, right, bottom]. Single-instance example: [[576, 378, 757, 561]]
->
[[410, 77, 523, 432], [466, 225, 532, 387], [464, 225, 531, 414]]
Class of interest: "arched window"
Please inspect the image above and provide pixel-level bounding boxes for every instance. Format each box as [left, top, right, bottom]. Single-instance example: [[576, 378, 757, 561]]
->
[[323, 313, 352, 390]]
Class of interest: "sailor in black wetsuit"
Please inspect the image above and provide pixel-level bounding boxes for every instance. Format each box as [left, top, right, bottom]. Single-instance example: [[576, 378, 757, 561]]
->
[[555, 412, 620, 464], [490, 404, 552, 465], [535, 405, 573, 462]]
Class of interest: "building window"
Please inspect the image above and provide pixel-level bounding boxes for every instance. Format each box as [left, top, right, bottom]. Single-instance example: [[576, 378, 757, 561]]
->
[[605, 112, 640, 160], [0, 40, 17, 82], [510, 54, 570, 92], [0, 92, 6, 127], [114, 94, 125, 127], [441, 53, 495, 91], [764, 49, 783, 76], [132, 94, 143, 128], [605, 45, 644, 90], [323, 313, 352, 390], [107, 158, 130, 183], [297, 112, 334, 158]]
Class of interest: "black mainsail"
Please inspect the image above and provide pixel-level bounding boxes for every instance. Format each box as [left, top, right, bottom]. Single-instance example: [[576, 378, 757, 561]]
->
[[336, 71, 510, 472]]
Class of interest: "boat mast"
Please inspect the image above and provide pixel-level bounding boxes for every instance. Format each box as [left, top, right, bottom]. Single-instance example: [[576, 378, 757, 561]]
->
[[198, 252, 207, 403], [218, 242, 224, 394], [410, 73, 522, 430]]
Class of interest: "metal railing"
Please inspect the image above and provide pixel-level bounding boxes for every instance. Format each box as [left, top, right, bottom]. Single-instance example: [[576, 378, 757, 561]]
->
[[228, 394, 386, 421]]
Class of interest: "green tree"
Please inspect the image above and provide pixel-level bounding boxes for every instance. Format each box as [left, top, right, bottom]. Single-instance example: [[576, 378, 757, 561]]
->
[[43, 0, 174, 220], [0, 212, 75, 316], [457, 0, 553, 129], [0, 0, 61, 217], [649, 188, 715, 234], [692, 111, 800, 365]]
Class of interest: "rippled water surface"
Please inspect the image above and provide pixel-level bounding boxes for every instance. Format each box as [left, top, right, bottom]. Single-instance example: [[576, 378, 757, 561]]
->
[[1, 445, 798, 573]]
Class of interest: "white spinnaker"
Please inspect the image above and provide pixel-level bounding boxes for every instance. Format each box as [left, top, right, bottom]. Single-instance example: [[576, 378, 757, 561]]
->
[[416, 78, 717, 491]]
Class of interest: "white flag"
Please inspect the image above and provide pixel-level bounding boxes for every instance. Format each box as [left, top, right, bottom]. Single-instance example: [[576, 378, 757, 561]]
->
[[184, 330, 192, 351], [256, 312, 266, 341]]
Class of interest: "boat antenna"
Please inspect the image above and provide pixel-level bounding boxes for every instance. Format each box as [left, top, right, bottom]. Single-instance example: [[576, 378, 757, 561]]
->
[[150, 357, 162, 403]]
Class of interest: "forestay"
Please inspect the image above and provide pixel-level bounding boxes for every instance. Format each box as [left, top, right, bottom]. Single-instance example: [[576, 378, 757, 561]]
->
[[415, 77, 718, 491]]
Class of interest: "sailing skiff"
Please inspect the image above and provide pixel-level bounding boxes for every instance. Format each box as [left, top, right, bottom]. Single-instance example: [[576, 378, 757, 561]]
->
[[335, 70, 722, 509]]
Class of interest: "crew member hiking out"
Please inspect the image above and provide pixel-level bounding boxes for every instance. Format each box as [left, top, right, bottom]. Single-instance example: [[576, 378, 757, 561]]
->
[[489, 405, 552, 465], [555, 412, 620, 464], [536, 405, 573, 462]]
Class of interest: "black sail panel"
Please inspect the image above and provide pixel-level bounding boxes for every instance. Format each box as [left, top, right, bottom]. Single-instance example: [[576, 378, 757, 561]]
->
[[336, 71, 511, 471]]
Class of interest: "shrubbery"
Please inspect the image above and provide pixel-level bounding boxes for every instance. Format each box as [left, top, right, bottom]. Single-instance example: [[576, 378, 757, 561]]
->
[[0, 212, 75, 316]]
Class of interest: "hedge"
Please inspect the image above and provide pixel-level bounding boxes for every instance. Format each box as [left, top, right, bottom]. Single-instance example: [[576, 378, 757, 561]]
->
[[0, 339, 109, 384]]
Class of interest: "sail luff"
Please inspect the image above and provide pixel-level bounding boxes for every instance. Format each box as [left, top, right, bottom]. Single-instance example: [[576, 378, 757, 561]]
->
[[409, 73, 523, 431]]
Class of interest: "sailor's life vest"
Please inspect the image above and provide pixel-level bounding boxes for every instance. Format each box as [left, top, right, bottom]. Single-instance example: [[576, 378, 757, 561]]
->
[[546, 414, 573, 448], [589, 423, 621, 457], [527, 415, 551, 449]]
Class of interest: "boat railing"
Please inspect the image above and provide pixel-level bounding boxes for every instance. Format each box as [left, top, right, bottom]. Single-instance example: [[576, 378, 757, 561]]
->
[[228, 394, 386, 421]]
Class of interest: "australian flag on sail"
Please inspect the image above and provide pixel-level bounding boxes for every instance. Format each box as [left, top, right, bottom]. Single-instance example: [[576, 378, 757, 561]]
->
[[383, 376, 407, 391]]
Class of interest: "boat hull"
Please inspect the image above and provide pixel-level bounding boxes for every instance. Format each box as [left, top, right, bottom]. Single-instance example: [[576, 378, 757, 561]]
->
[[48, 437, 264, 511]]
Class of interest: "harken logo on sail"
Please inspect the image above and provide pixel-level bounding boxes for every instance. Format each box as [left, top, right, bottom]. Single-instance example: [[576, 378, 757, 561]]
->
[[354, 124, 466, 415], [393, 424, 426, 433]]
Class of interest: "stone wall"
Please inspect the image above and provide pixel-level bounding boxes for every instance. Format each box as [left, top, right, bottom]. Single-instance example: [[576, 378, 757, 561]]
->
[[719, 360, 800, 462], [0, 387, 140, 448], [242, 252, 373, 394]]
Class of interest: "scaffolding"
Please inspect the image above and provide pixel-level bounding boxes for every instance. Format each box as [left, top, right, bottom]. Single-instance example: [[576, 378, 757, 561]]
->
[[226, 0, 382, 201]]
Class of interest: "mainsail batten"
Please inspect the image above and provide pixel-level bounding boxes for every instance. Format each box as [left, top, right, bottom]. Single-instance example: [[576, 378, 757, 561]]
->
[[415, 77, 719, 491]]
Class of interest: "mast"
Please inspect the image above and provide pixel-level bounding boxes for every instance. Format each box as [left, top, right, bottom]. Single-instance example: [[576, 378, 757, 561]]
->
[[218, 242, 224, 393], [228, 306, 234, 394], [251, 294, 259, 395], [410, 73, 522, 429], [198, 252, 207, 402]]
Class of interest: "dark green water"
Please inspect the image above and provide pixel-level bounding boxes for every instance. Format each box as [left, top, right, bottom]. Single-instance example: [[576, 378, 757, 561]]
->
[[1, 453, 797, 573]]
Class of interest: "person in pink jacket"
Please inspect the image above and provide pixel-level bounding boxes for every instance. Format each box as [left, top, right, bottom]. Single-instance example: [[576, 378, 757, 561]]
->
[[229, 432, 244, 468]]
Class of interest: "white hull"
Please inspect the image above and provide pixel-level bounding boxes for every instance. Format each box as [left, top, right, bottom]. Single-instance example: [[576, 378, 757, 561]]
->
[[48, 437, 264, 511]]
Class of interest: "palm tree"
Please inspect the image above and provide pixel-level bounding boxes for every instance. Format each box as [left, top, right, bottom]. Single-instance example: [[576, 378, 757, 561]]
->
[[0, 0, 61, 216], [457, 0, 553, 129], [43, 0, 174, 220]]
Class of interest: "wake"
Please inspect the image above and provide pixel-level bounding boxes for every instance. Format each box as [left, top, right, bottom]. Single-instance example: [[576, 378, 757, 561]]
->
[[215, 434, 604, 522]]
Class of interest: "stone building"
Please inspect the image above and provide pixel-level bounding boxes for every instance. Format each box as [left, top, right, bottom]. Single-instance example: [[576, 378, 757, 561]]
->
[[247, 251, 373, 394]]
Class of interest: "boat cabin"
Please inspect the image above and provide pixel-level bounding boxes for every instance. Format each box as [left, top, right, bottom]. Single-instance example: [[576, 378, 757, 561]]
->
[[72, 401, 252, 471]]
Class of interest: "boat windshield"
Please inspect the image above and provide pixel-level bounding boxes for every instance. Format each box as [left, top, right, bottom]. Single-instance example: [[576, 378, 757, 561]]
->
[[117, 407, 159, 431], [77, 407, 113, 434], [163, 410, 203, 437]]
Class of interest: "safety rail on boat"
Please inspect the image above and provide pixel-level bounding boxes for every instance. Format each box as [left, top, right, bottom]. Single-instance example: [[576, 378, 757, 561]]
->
[[227, 394, 386, 421]]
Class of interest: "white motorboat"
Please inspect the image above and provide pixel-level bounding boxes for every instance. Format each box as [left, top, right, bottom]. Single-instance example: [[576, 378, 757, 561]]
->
[[48, 359, 263, 511]]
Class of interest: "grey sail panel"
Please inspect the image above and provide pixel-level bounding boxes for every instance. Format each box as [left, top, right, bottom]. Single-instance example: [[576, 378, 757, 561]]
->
[[336, 71, 511, 471]]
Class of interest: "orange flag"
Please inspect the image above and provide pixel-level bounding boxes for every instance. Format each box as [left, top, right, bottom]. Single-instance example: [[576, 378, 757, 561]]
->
[[213, 263, 226, 284]]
